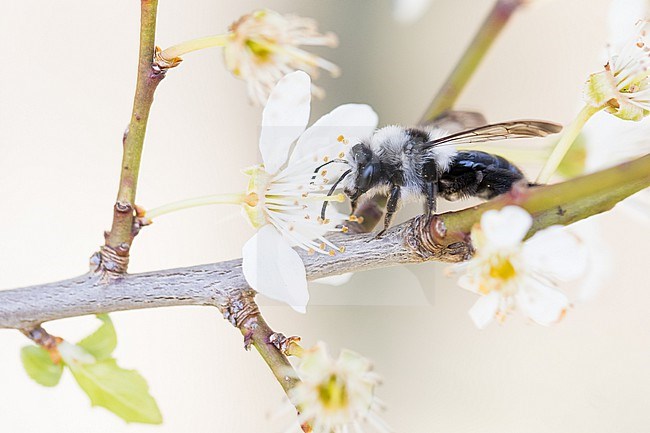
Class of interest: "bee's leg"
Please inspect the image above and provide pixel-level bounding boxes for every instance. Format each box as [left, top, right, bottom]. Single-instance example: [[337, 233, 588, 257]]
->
[[375, 185, 400, 239], [350, 198, 359, 215], [422, 161, 439, 220]]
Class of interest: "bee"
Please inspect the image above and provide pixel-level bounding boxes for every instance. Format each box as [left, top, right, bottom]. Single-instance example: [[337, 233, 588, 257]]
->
[[318, 119, 562, 237]]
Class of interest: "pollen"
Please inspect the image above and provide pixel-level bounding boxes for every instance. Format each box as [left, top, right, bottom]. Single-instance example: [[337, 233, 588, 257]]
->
[[357, 216, 364, 224], [244, 192, 259, 207], [323, 156, 330, 162], [323, 218, 330, 224], [308, 249, 315, 255], [321, 170, 327, 176], [337, 135, 345, 142], [349, 215, 358, 222], [489, 256, 516, 281], [341, 226, 349, 233], [328, 250, 336, 256], [320, 243, 326, 250], [339, 246, 345, 253], [338, 152, 345, 158]]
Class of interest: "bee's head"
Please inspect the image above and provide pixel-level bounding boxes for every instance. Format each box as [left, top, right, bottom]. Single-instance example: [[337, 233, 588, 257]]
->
[[345, 142, 381, 200]]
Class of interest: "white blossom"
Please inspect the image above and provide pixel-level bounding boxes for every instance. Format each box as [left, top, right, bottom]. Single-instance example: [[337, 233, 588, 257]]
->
[[223, 9, 340, 105], [392, 0, 434, 23], [582, 0, 650, 220], [585, 20, 650, 120], [241, 71, 378, 313], [454, 206, 589, 329], [289, 342, 391, 433]]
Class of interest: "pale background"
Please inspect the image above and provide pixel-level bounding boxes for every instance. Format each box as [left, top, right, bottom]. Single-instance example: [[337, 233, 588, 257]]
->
[[1, 1, 649, 432]]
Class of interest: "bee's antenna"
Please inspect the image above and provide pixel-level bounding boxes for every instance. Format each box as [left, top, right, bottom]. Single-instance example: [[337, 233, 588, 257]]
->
[[310, 159, 348, 184], [320, 169, 352, 220]]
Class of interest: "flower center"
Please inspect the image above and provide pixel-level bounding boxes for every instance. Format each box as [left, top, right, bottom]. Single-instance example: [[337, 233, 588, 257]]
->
[[317, 374, 349, 411], [489, 255, 516, 282], [245, 39, 275, 62]]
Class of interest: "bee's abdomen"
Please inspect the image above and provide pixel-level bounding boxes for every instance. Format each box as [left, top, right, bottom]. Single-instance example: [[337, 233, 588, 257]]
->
[[439, 151, 526, 200], [450, 151, 523, 176]]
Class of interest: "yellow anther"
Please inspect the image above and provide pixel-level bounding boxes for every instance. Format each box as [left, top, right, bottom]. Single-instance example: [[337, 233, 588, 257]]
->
[[244, 192, 259, 207], [337, 135, 345, 142]]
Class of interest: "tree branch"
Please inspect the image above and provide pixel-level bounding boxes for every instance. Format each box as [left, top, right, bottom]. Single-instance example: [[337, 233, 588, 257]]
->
[[420, 0, 525, 123], [1, 154, 647, 329], [100, 0, 164, 275]]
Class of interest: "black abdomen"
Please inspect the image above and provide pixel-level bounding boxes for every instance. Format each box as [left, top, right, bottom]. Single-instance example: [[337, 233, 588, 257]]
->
[[438, 151, 526, 201]]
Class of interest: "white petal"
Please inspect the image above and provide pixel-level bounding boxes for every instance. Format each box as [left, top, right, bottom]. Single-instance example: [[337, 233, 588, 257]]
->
[[242, 225, 309, 313], [259, 71, 311, 174], [468, 292, 500, 329], [516, 277, 569, 326], [298, 341, 331, 378], [392, 0, 433, 23], [583, 111, 650, 172], [620, 188, 650, 222], [481, 206, 532, 248], [457, 272, 480, 294], [314, 272, 354, 286], [607, 0, 648, 48], [289, 104, 379, 166], [567, 218, 612, 302], [523, 226, 588, 282]]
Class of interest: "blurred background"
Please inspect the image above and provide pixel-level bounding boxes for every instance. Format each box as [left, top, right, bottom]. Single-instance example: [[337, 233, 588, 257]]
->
[[1, 0, 649, 432]]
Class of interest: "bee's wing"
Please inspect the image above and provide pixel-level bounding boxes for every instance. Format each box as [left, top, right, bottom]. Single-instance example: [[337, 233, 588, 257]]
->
[[420, 110, 488, 133], [419, 120, 562, 149]]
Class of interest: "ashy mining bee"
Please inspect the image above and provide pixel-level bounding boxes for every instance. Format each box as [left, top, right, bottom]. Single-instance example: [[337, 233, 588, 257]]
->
[[319, 120, 562, 236]]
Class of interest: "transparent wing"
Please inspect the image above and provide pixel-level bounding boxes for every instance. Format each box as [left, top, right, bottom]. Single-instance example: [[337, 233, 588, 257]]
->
[[419, 120, 562, 149], [420, 110, 488, 133]]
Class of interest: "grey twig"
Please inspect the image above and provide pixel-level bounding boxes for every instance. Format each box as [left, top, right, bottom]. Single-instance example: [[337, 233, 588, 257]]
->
[[1, 154, 649, 330]]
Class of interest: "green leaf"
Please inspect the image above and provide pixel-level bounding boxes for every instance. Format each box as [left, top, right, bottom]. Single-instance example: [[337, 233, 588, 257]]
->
[[66, 357, 163, 424], [20, 345, 63, 387], [77, 314, 117, 360]]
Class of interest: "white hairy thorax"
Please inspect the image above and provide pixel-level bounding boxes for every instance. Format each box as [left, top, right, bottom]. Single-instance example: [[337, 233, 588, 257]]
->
[[344, 125, 457, 202]]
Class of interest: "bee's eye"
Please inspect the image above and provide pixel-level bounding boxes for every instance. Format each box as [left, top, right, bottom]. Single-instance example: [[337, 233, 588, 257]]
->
[[357, 163, 379, 191]]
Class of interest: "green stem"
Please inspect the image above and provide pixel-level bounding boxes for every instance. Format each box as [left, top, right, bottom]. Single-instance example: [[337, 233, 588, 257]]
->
[[159, 34, 231, 60], [144, 193, 246, 221], [536, 105, 601, 183], [239, 313, 301, 395], [420, 0, 525, 123], [104, 0, 163, 262], [440, 153, 650, 244]]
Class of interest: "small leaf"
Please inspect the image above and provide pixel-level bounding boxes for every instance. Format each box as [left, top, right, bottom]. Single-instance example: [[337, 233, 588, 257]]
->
[[77, 314, 117, 360], [20, 345, 63, 387], [66, 357, 162, 424]]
